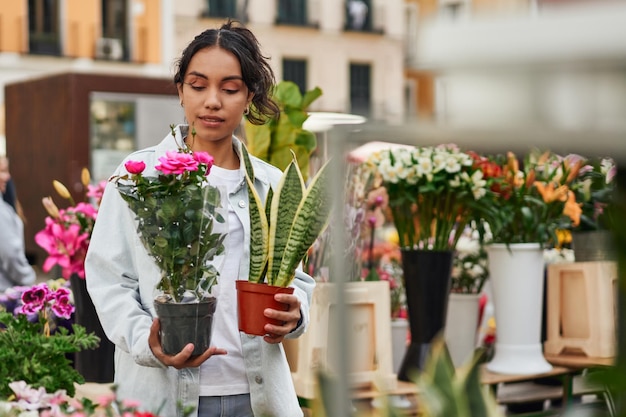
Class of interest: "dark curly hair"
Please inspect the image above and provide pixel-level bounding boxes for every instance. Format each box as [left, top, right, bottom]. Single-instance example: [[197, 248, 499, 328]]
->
[[173, 20, 280, 125]]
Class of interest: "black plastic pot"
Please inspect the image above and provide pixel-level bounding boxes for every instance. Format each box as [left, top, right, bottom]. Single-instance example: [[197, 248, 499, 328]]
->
[[154, 297, 217, 356]]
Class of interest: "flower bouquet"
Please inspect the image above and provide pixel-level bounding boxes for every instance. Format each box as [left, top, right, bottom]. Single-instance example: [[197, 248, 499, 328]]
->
[[0, 280, 99, 398], [34, 170, 112, 383], [365, 144, 488, 251], [471, 149, 582, 246], [364, 143, 489, 380], [0, 381, 195, 416], [35, 169, 106, 279], [112, 128, 227, 354], [469, 149, 583, 375], [567, 155, 617, 261]]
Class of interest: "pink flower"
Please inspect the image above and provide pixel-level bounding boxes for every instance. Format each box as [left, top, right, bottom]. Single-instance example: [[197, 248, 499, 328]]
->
[[86, 180, 107, 201], [97, 393, 116, 407], [155, 151, 199, 175], [20, 284, 50, 314], [35, 220, 90, 279], [72, 202, 98, 220], [122, 398, 142, 408], [50, 291, 74, 319], [125, 160, 146, 174], [193, 151, 214, 167]]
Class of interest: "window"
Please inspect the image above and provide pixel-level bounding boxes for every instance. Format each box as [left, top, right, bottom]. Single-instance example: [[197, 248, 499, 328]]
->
[[345, 0, 372, 31], [277, 0, 307, 25], [101, 0, 128, 60], [207, 0, 237, 18], [350, 63, 371, 117], [28, 0, 60, 55], [282, 59, 307, 95]]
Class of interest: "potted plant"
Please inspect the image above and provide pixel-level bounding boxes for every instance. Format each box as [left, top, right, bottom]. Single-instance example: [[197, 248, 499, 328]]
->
[[244, 80, 322, 182], [364, 143, 490, 380], [471, 149, 582, 375], [111, 126, 228, 355], [34, 169, 113, 383], [0, 280, 99, 398], [444, 230, 489, 368], [235, 145, 331, 336], [567, 155, 617, 261], [414, 336, 503, 417]]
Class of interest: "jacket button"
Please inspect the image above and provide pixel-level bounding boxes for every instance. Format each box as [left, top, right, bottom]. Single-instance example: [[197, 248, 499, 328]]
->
[[255, 375, 263, 384], [238, 200, 246, 208]]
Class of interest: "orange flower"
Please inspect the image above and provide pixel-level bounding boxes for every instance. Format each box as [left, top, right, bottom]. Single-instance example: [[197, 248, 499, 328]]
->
[[563, 190, 582, 227], [534, 181, 570, 203]]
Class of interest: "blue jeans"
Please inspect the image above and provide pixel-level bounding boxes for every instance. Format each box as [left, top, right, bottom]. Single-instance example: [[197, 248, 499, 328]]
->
[[198, 394, 253, 417]]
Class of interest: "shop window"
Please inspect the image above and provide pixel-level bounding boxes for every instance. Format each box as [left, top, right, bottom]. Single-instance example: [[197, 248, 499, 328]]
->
[[28, 0, 60, 55]]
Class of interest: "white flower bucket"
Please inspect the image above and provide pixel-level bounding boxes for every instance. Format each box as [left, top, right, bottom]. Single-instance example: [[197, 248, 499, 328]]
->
[[444, 293, 481, 368], [485, 243, 552, 375]]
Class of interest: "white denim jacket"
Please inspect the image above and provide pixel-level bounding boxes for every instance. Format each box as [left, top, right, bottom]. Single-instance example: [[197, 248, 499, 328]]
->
[[85, 125, 314, 417]]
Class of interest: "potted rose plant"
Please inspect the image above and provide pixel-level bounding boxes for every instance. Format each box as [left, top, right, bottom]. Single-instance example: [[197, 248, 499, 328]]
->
[[112, 126, 227, 355], [235, 145, 331, 336]]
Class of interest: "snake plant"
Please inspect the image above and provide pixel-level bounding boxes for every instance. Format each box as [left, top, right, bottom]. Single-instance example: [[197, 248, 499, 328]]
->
[[416, 336, 503, 417], [242, 145, 331, 287]]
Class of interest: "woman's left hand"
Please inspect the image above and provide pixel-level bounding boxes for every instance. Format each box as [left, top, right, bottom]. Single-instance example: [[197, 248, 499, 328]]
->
[[262, 293, 302, 344]]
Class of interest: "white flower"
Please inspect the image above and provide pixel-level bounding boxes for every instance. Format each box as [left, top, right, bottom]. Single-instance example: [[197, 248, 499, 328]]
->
[[443, 155, 462, 173]]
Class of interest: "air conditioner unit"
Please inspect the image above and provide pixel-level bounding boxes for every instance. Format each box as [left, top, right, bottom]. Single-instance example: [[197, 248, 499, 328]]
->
[[95, 37, 124, 61]]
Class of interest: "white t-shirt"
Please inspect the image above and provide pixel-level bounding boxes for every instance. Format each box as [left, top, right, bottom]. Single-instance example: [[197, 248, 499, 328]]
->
[[199, 165, 249, 396]]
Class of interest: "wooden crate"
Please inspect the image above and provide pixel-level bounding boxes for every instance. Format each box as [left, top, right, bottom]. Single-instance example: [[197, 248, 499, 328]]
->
[[544, 261, 617, 358], [284, 281, 398, 400]]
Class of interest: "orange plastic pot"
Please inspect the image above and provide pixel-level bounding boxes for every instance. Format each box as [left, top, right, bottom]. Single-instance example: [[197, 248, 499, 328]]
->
[[235, 280, 294, 336]]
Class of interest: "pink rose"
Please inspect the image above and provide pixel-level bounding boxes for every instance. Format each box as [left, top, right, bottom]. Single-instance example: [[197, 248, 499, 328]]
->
[[155, 151, 199, 175], [125, 160, 146, 174], [194, 151, 214, 176]]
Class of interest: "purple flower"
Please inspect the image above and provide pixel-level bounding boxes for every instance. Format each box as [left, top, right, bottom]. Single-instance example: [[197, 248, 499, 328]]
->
[[20, 284, 50, 314], [50, 292, 74, 319]]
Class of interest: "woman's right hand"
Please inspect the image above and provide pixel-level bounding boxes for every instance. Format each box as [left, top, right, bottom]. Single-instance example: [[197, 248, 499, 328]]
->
[[148, 318, 227, 369]]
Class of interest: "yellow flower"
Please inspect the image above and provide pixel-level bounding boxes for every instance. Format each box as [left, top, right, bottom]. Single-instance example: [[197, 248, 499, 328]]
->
[[53, 180, 72, 200], [81, 168, 91, 188], [41, 197, 60, 219]]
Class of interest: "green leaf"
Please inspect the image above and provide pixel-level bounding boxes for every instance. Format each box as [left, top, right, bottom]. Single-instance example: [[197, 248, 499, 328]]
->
[[245, 174, 269, 283], [240, 143, 256, 183], [301, 86, 323, 109], [267, 159, 304, 285], [294, 129, 317, 153], [275, 160, 332, 287], [243, 122, 272, 161], [274, 81, 302, 108]]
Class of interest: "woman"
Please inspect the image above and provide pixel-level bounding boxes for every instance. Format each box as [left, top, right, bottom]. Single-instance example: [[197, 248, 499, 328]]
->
[[85, 20, 314, 417]]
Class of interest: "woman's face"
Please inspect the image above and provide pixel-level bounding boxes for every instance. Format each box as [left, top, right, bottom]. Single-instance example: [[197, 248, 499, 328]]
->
[[177, 46, 253, 148]]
